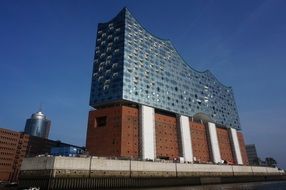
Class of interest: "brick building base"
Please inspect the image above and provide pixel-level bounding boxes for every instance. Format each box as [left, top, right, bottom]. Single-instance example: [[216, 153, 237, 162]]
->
[[86, 105, 248, 165]]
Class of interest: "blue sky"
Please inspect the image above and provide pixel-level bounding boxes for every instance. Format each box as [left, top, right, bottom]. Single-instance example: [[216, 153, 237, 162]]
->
[[0, 0, 285, 168]]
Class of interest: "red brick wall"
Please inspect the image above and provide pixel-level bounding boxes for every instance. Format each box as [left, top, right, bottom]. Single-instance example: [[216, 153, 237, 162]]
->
[[190, 121, 211, 163], [121, 106, 139, 158], [237, 131, 249, 165], [87, 106, 181, 160], [155, 113, 179, 159], [86, 105, 140, 158], [0, 128, 18, 181], [86, 106, 122, 157], [86, 105, 247, 165], [0, 128, 29, 182], [216, 127, 234, 163]]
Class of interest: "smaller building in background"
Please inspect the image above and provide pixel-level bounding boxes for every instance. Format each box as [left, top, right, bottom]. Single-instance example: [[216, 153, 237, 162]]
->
[[0, 127, 82, 182], [24, 111, 51, 139], [0, 128, 29, 182], [51, 146, 84, 157], [265, 157, 277, 167], [25, 135, 83, 157], [246, 144, 260, 165]]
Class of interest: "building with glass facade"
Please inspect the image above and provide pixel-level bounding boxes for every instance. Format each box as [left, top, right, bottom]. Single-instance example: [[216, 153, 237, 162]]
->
[[86, 8, 248, 165], [51, 146, 84, 157], [24, 111, 51, 139], [246, 144, 260, 165]]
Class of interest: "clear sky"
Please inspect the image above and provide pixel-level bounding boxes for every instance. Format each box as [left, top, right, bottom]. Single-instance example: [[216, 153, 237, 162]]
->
[[0, 0, 285, 168]]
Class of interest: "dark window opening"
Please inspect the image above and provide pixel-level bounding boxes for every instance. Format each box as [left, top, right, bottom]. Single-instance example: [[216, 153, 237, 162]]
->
[[96, 116, 107, 127]]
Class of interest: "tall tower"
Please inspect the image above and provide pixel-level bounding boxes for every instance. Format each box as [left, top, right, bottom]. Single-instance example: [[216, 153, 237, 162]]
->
[[24, 111, 51, 139], [86, 8, 248, 165]]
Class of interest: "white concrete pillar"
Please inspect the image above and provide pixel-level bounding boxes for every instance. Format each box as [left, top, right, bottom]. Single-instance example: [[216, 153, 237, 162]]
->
[[207, 122, 221, 163], [229, 128, 243, 165], [178, 115, 193, 162], [139, 105, 155, 160]]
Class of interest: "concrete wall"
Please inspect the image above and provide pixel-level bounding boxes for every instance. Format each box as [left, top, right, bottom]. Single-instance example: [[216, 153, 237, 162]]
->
[[20, 157, 55, 179], [177, 163, 233, 177], [52, 157, 91, 177], [131, 161, 176, 177], [20, 157, 282, 179], [229, 128, 243, 165], [232, 165, 252, 176], [90, 158, 130, 177], [20, 157, 55, 170], [53, 157, 90, 170], [266, 167, 280, 175], [237, 131, 249, 165], [140, 105, 156, 160], [178, 115, 193, 162], [207, 122, 221, 163], [91, 158, 129, 171], [251, 166, 268, 175], [19, 157, 284, 190]]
